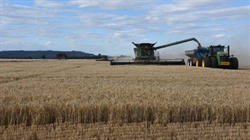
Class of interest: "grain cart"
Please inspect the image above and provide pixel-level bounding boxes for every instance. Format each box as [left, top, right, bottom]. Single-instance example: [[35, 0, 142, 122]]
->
[[185, 45, 238, 69], [110, 38, 201, 65]]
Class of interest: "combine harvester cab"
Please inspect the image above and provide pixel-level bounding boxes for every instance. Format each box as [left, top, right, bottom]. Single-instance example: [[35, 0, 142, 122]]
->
[[185, 45, 238, 69], [110, 38, 201, 65]]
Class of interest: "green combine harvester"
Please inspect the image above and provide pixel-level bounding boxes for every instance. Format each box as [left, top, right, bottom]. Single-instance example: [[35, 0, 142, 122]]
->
[[110, 38, 201, 65]]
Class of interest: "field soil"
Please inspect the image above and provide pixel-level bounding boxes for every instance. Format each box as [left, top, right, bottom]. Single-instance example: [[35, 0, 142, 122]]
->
[[0, 59, 250, 139]]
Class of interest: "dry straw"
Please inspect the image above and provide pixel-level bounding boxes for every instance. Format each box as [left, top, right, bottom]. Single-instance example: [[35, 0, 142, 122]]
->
[[0, 60, 250, 128]]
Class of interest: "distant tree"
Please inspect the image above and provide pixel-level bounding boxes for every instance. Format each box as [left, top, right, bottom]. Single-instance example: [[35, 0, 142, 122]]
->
[[64, 53, 68, 59], [41, 54, 46, 59], [56, 53, 67, 60], [98, 53, 102, 58]]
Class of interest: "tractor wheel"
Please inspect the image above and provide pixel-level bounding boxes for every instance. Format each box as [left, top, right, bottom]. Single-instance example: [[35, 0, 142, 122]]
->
[[196, 58, 202, 67], [230, 57, 238, 69], [211, 57, 218, 68], [202, 57, 211, 67]]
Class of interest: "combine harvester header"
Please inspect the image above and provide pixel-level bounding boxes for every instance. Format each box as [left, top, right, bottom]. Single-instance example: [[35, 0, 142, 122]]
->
[[110, 38, 201, 65]]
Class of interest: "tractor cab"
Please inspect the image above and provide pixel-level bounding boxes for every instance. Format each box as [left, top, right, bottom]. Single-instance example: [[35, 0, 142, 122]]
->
[[208, 45, 229, 57]]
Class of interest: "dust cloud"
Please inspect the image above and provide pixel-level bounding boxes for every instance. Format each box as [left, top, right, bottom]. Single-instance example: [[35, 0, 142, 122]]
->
[[227, 37, 250, 68]]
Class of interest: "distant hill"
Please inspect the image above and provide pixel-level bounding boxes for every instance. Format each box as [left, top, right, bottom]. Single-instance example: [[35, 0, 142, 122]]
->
[[0, 50, 98, 59]]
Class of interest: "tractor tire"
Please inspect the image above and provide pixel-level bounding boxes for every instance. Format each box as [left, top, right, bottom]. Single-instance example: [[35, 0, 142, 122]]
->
[[211, 57, 218, 68], [230, 57, 238, 69], [196, 58, 202, 67], [202, 57, 211, 67]]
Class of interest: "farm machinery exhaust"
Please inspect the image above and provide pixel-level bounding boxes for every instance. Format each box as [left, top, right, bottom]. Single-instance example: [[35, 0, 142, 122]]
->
[[110, 38, 201, 65]]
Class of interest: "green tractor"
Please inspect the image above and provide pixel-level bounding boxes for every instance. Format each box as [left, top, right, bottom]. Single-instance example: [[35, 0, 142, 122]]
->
[[186, 45, 238, 69]]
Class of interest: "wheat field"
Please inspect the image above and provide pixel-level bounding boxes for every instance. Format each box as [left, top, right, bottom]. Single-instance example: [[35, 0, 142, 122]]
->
[[0, 59, 250, 139]]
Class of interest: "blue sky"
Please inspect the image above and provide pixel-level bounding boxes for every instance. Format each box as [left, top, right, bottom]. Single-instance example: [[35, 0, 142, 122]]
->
[[0, 0, 249, 64]]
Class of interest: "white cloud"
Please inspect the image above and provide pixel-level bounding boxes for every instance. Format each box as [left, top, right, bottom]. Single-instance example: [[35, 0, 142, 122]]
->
[[148, 4, 249, 24], [0, 39, 42, 50], [62, 0, 247, 45], [68, 0, 157, 9], [144, 2, 250, 37], [45, 41, 53, 46], [213, 34, 225, 38], [34, 0, 65, 8], [0, 0, 249, 57], [0, 3, 60, 26], [77, 12, 135, 30], [150, 0, 227, 14]]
